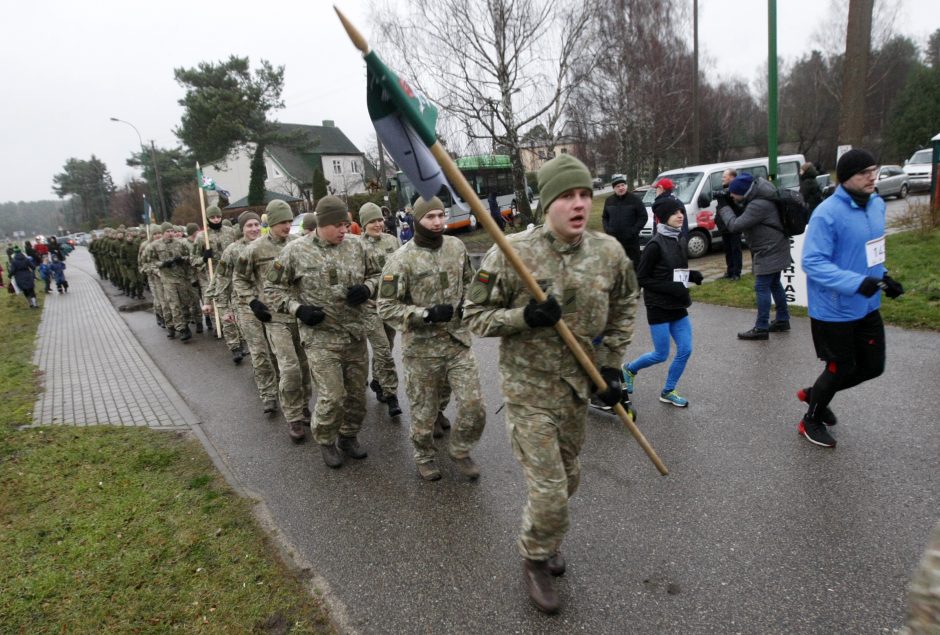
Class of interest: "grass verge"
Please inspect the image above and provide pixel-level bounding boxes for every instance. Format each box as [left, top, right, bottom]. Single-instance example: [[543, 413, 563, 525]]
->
[[691, 228, 940, 331], [0, 292, 334, 633]]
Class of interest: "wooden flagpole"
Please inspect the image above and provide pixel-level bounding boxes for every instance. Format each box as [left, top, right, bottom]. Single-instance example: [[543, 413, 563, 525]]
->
[[335, 7, 667, 476], [196, 162, 223, 338]]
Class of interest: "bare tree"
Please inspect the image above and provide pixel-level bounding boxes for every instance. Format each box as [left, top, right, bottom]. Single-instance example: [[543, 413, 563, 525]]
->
[[371, 0, 594, 225]]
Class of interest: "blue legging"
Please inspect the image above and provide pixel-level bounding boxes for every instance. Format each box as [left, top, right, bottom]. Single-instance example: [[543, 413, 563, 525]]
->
[[625, 316, 693, 393]]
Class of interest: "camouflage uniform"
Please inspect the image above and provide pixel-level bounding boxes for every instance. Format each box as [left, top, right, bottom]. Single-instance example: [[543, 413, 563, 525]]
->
[[360, 231, 401, 397], [139, 230, 165, 325], [264, 233, 380, 445], [902, 521, 940, 634], [235, 232, 312, 423], [464, 224, 638, 561], [151, 234, 194, 334], [216, 237, 279, 403], [193, 223, 236, 332], [377, 235, 485, 465]]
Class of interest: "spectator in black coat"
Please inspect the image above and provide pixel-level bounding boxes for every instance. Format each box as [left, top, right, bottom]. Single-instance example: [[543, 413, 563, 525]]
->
[[602, 175, 647, 265], [799, 162, 824, 213], [10, 246, 38, 308]]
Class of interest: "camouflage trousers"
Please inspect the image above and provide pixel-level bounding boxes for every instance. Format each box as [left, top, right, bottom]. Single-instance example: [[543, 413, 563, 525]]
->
[[161, 279, 192, 332], [303, 336, 368, 444], [506, 395, 587, 561], [186, 281, 202, 323], [148, 273, 165, 321], [403, 346, 486, 464], [216, 308, 242, 351], [265, 320, 312, 424], [235, 305, 279, 403], [366, 312, 398, 396], [902, 520, 940, 634]]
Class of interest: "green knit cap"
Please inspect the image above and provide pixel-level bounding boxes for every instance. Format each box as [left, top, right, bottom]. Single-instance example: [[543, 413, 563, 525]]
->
[[413, 196, 445, 222], [149, 224, 162, 235], [206, 205, 222, 218], [315, 196, 348, 226], [359, 202, 383, 227], [238, 211, 261, 229], [302, 213, 317, 231], [186, 222, 199, 236], [160, 222, 172, 232], [265, 200, 294, 226], [537, 154, 593, 212], [221, 219, 232, 227]]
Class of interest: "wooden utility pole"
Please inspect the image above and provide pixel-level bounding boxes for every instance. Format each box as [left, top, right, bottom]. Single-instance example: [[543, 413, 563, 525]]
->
[[838, 0, 874, 148]]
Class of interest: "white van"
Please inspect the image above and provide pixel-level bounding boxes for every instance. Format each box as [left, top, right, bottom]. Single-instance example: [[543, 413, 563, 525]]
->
[[638, 154, 805, 258]]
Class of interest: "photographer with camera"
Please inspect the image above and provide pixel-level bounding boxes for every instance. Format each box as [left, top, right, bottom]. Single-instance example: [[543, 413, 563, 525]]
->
[[714, 168, 743, 280]]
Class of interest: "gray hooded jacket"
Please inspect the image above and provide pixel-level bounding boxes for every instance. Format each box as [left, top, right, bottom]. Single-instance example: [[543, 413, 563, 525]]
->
[[717, 177, 792, 275]]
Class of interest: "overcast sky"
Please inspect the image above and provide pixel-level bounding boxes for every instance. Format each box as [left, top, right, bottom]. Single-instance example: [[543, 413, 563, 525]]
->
[[1, 0, 937, 203]]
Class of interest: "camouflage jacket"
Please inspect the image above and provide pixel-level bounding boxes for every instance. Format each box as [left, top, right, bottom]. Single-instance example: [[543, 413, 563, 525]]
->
[[138, 240, 160, 276], [360, 232, 400, 311], [234, 232, 297, 322], [264, 233, 380, 343], [463, 225, 638, 404], [151, 237, 193, 283], [192, 225, 237, 274], [377, 236, 474, 356], [207, 238, 252, 314]]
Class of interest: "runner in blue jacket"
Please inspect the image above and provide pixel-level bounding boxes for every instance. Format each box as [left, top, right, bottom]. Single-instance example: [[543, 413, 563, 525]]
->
[[798, 149, 904, 448]]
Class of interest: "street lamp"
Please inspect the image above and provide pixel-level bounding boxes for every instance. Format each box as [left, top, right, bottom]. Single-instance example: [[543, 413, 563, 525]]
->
[[109, 117, 167, 222]]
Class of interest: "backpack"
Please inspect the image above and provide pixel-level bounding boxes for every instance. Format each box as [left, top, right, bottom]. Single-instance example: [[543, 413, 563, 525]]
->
[[774, 188, 810, 237]]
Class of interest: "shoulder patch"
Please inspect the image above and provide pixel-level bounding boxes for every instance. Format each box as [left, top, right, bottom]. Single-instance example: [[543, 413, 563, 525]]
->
[[467, 269, 494, 304], [380, 274, 398, 298], [265, 260, 285, 283]]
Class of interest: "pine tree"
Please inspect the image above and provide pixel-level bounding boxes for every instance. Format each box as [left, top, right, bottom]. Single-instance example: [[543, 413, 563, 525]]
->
[[312, 167, 329, 202], [248, 144, 267, 206]]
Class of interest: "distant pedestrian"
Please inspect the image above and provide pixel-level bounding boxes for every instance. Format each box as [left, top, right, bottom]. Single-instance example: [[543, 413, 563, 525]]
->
[[799, 162, 824, 214], [488, 190, 506, 231], [38, 256, 52, 294], [715, 168, 743, 280], [602, 174, 647, 265], [10, 246, 38, 308], [50, 255, 68, 293], [716, 173, 791, 340], [652, 178, 689, 237], [621, 197, 702, 408], [797, 148, 903, 448]]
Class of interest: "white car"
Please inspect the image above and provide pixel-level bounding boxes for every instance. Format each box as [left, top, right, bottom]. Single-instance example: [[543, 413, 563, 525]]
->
[[903, 148, 932, 192], [874, 165, 910, 199]]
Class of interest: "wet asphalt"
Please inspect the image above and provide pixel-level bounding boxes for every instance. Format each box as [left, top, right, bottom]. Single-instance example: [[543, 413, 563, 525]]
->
[[110, 275, 940, 634]]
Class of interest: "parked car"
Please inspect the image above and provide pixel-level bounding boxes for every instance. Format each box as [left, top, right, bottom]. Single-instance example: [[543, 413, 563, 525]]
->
[[903, 148, 932, 192], [874, 165, 910, 199], [592, 177, 604, 190], [289, 213, 313, 236], [638, 154, 805, 259]]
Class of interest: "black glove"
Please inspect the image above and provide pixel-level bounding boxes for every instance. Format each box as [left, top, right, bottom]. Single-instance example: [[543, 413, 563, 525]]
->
[[202, 247, 214, 262], [160, 259, 175, 269], [523, 295, 562, 328], [714, 192, 733, 211], [882, 275, 904, 299], [688, 270, 704, 286], [594, 367, 623, 408], [424, 304, 454, 323], [173, 255, 186, 265], [249, 299, 272, 322], [191, 281, 200, 289], [295, 304, 325, 326], [346, 284, 371, 306], [858, 277, 881, 297]]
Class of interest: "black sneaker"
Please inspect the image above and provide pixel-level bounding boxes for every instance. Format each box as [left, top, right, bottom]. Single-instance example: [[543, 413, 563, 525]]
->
[[796, 388, 837, 426], [231, 347, 244, 365], [768, 320, 791, 332], [589, 395, 612, 412], [798, 418, 836, 448], [737, 327, 769, 340]]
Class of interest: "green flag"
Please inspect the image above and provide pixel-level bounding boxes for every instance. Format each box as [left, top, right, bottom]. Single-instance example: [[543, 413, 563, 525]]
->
[[365, 50, 458, 204]]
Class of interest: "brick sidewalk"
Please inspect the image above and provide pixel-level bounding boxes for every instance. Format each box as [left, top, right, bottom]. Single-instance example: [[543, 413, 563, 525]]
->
[[31, 248, 198, 429]]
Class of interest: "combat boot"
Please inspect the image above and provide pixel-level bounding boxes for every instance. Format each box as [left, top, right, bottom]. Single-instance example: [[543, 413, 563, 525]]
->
[[195, 321, 203, 334], [369, 379, 386, 403], [337, 435, 367, 459], [156, 315, 164, 328], [166, 328, 176, 339], [547, 552, 566, 576], [417, 461, 441, 481], [450, 454, 480, 480], [523, 558, 560, 614], [179, 326, 193, 342], [287, 420, 306, 443], [433, 412, 450, 438], [319, 442, 344, 468], [262, 399, 277, 416], [386, 395, 402, 418], [231, 347, 244, 365]]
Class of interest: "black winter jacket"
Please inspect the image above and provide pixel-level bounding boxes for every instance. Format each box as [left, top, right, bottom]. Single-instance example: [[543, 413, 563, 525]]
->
[[602, 192, 648, 248], [636, 232, 691, 311]]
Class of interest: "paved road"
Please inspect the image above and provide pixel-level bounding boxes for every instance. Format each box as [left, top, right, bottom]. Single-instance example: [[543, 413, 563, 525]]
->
[[70, 246, 939, 634]]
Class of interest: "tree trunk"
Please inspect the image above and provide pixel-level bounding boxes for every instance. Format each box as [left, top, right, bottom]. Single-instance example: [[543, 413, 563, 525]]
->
[[839, 0, 874, 148]]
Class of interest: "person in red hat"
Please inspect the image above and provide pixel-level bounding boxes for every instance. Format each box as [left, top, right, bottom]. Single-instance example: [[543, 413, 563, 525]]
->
[[652, 178, 689, 237]]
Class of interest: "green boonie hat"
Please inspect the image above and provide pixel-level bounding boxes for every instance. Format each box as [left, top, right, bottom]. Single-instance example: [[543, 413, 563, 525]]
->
[[315, 196, 348, 226], [160, 222, 172, 231], [206, 205, 222, 218], [359, 202, 383, 227], [302, 213, 317, 231], [265, 199, 294, 226], [413, 196, 445, 222], [537, 154, 593, 212], [186, 223, 199, 236]]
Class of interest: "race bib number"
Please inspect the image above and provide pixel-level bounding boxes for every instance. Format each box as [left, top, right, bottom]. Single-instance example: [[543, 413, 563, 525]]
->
[[866, 236, 886, 268], [673, 268, 690, 288]]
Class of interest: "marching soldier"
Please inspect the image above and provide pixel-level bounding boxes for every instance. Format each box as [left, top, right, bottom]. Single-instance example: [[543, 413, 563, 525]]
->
[[358, 202, 403, 419], [235, 200, 312, 441], [264, 196, 380, 469], [377, 196, 485, 481], [139, 224, 166, 327], [152, 222, 195, 341], [193, 205, 236, 334], [464, 154, 638, 614]]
